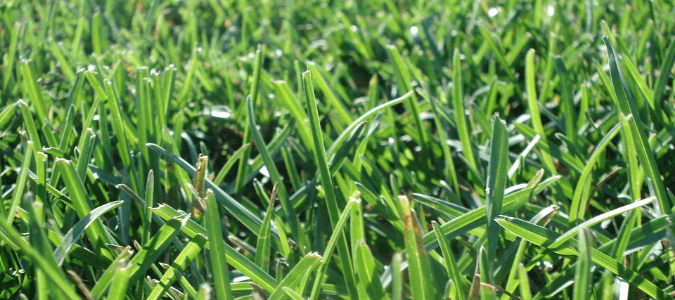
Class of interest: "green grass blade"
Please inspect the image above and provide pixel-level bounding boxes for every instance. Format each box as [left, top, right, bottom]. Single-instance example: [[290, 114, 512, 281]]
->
[[126, 216, 189, 284], [652, 37, 675, 112], [234, 45, 264, 196], [152, 204, 277, 292], [399, 195, 435, 299], [0, 216, 82, 299], [205, 189, 234, 300], [550, 196, 654, 251], [525, 49, 556, 174], [303, 70, 358, 299], [90, 247, 133, 298], [255, 183, 277, 272], [603, 36, 670, 215], [485, 115, 509, 281], [309, 199, 357, 300], [569, 123, 622, 224], [147, 234, 207, 300], [213, 143, 250, 186], [53, 200, 122, 266], [56, 158, 113, 258], [573, 228, 593, 300], [147, 143, 279, 244], [106, 261, 132, 300], [246, 95, 301, 245], [7, 140, 33, 223], [453, 49, 478, 173], [518, 263, 532, 300], [496, 216, 672, 299], [20, 60, 49, 124], [268, 252, 322, 300], [433, 221, 467, 297]]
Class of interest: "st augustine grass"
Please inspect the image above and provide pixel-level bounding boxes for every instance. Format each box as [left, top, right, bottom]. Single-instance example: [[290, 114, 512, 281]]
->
[[1, 0, 675, 299]]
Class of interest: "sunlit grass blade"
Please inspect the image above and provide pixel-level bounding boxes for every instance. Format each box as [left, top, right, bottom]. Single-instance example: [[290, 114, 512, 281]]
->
[[147, 234, 207, 300], [90, 247, 134, 299], [126, 216, 189, 284], [453, 49, 478, 174], [525, 49, 556, 174], [303, 70, 358, 299], [106, 260, 132, 300], [205, 189, 234, 300], [603, 36, 670, 215], [569, 123, 621, 224], [213, 143, 250, 186], [247, 95, 301, 246], [143, 170, 155, 245], [20, 60, 49, 124], [325, 90, 414, 162], [573, 227, 593, 300], [56, 158, 113, 259], [308, 198, 357, 300], [517, 263, 531, 300], [6, 140, 33, 222], [255, 182, 277, 273], [496, 216, 672, 299], [399, 195, 435, 299], [268, 252, 322, 300], [53, 200, 122, 266], [152, 204, 277, 292], [432, 221, 467, 297], [147, 143, 280, 244], [485, 115, 509, 281]]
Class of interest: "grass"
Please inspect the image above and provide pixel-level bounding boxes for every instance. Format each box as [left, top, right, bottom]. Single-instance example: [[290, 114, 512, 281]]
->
[[1, 0, 675, 299]]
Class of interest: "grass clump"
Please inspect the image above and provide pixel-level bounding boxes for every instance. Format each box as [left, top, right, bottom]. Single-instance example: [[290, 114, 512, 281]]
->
[[1, 0, 675, 299]]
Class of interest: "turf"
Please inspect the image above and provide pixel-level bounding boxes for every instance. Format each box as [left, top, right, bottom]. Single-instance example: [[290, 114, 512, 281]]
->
[[1, 0, 675, 299]]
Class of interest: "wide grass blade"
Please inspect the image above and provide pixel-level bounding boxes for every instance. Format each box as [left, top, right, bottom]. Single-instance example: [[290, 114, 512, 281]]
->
[[573, 227, 593, 300], [399, 195, 435, 299], [56, 158, 113, 259], [53, 200, 123, 266], [205, 189, 234, 300], [485, 115, 509, 281]]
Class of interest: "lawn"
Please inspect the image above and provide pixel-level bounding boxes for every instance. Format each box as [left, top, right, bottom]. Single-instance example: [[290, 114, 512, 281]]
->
[[1, 0, 675, 299]]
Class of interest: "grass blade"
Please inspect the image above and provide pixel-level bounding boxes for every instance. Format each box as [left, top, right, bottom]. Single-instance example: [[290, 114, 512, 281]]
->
[[496, 216, 672, 299], [152, 204, 277, 292], [303, 70, 358, 299], [603, 36, 670, 215], [399, 195, 435, 299], [268, 252, 322, 300], [573, 228, 593, 300], [485, 115, 509, 281], [53, 200, 122, 266], [147, 234, 207, 300], [205, 189, 234, 300]]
